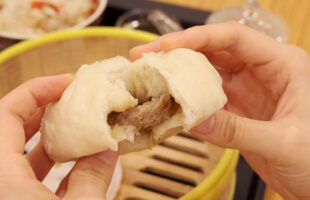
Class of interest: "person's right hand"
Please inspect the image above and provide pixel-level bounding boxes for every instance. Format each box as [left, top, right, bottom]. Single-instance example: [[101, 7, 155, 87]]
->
[[130, 22, 310, 200]]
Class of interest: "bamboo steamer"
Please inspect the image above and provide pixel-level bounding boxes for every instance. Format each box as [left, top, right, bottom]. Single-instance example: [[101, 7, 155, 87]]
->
[[0, 27, 239, 200]]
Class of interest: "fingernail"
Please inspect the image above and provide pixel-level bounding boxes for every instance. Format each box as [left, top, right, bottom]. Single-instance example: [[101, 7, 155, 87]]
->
[[96, 149, 118, 167], [56, 73, 74, 84], [57, 73, 73, 79], [161, 32, 183, 51], [57, 188, 66, 198], [191, 116, 215, 139], [161, 38, 177, 50], [129, 40, 160, 61]]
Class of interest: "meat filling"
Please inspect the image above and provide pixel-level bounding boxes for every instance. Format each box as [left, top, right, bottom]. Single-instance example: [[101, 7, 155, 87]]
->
[[108, 94, 179, 133]]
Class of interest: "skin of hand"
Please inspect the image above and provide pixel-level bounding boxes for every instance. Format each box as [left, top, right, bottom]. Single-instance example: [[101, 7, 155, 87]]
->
[[130, 22, 310, 200], [0, 74, 118, 200]]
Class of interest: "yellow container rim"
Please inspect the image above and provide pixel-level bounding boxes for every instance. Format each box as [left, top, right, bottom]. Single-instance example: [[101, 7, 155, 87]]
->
[[0, 27, 239, 199], [229, 172, 237, 200], [0, 27, 158, 64]]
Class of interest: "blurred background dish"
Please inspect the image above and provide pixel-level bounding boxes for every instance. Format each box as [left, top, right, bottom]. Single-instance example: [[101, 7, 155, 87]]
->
[[205, 0, 289, 42], [0, 0, 107, 50], [116, 9, 183, 35]]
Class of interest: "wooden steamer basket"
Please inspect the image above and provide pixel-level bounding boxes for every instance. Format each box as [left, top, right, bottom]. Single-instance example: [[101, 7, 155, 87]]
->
[[0, 27, 239, 200]]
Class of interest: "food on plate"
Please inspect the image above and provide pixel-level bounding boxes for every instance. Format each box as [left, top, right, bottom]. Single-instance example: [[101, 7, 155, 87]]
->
[[40, 48, 227, 162], [0, 0, 99, 36]]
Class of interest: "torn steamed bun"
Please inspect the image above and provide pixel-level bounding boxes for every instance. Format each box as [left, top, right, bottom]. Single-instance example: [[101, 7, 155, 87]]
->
[[40, 48, 227, 162]]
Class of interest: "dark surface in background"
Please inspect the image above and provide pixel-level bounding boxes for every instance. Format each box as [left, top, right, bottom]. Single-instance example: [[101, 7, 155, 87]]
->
[[102, 1, 266, 199], [104, 0, 211, 28], [235, 156, 266, 200]]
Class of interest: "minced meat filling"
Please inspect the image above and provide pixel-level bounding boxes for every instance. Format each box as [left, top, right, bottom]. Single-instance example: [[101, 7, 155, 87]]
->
[[107, 94, 179, 133]]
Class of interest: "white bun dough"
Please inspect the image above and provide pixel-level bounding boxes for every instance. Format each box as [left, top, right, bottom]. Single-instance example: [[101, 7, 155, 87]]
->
[[40, 48, 227, 162]]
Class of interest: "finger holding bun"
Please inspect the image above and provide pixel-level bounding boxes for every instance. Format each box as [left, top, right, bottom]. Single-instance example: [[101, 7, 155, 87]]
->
[[40, 48, 227, 162]]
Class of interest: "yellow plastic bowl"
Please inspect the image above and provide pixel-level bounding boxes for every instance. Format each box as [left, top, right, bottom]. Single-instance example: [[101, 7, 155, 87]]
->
[[0, 27, 239, 200]]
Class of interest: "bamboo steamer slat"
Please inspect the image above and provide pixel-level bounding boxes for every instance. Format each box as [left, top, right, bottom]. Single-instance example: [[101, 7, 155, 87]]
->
[[0, 27, 239, 200]]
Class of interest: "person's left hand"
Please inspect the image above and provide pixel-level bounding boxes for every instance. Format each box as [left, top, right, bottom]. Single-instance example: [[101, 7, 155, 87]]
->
[[0, 74, 118, 200]]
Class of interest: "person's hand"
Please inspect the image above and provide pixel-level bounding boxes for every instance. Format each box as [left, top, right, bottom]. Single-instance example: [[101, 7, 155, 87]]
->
[[0, 74, 118, 200], [130, 22, 310, 200]]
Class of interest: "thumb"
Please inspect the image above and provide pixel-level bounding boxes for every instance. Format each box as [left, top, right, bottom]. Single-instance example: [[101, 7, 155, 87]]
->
[[63, 150, 118, 200], [191, 109, 276, 158]]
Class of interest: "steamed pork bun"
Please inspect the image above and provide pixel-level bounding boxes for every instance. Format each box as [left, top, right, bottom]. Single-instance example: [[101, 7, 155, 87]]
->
[[40, 48, 227, 162]]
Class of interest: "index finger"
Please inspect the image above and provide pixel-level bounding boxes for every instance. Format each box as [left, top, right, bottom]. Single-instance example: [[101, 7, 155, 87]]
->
[[130, 22, 286, 66]]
